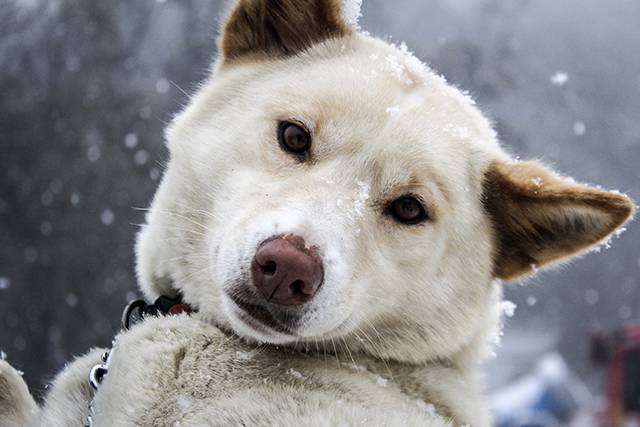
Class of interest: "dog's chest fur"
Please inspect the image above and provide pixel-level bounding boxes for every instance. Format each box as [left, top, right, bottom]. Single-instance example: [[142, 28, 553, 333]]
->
[[88, 316, 487, 426]]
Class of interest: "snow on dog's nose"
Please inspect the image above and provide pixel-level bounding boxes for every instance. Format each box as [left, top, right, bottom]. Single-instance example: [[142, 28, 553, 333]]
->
[[251, 235, 324, 306]]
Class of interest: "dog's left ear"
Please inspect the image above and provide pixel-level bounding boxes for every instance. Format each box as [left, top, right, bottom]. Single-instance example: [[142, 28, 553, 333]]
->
[[483, 160, 634, 280], [219, 0, 355, 63]]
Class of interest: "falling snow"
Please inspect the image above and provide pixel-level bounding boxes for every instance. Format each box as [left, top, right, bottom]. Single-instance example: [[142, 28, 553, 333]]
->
[[1, 0, 637, 402], [573, 120, 586, 136], [40, 221, 52, 236], [100, 209, 115, 226], [155, 78, 170, 94], [124, 133, 138, 148], [86, 145, 101, 162], [65, 293, 79, 307], [41, 191, 54, 206], [618, 305, 632, 320], [550, 72, 569, 86], [134, 149, 149, 165], [149, 168, 161, 181], [70, 193, 81, 206], [584, 289, 600, 305]]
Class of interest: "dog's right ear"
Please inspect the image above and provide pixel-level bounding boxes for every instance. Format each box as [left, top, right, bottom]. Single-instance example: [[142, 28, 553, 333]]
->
[[219, 0, 355, 63]]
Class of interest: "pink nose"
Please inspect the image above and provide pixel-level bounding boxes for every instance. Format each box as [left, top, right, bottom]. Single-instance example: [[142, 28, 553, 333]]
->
[[251, 235, 324, 306]]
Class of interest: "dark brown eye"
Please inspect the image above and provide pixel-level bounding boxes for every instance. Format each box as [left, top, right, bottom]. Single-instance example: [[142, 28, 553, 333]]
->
[[387, 196, 429, 225], [278, 121, 311, 157]]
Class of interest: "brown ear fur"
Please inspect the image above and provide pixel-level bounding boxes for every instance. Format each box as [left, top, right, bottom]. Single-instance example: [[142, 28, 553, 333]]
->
[[220, 0, 352, 62], [482, 160, 634, 280]]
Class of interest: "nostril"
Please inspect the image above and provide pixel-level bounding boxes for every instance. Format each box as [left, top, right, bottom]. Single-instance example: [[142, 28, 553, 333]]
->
[[260, 260, 277, 276], [290, 280, 305, 296]]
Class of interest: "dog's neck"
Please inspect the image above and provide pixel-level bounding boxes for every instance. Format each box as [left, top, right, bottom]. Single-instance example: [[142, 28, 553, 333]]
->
[[207, 315, 492, 425], [157, 278, 496, 425]]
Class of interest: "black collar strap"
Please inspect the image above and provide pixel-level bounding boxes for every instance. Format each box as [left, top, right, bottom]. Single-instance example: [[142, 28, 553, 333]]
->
[[121, 295, 193, 330]]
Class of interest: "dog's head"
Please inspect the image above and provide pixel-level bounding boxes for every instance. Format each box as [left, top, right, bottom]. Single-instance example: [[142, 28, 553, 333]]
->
[[136, 0, 634, 363]]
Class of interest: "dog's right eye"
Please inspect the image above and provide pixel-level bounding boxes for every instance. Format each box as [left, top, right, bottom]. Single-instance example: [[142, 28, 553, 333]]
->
[[278, 121, 311, 158]]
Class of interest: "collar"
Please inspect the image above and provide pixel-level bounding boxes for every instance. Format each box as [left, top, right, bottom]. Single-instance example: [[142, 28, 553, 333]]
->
[[121, 295, 193, 330]]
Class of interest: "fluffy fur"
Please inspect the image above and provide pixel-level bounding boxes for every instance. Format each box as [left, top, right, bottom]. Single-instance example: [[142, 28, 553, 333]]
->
[[1, 0, 634, 426], [0, 360, 38, 427]]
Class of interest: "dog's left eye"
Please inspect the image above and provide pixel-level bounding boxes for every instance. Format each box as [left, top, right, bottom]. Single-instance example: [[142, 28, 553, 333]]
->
[[278, 121, 311, 157], [386, 196, 429, 225]]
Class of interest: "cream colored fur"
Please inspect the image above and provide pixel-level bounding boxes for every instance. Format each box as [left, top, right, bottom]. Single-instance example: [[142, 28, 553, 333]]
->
[[0, 360, 38, 427], [91, 316, 455, 426], [1, 1, 633, 426]]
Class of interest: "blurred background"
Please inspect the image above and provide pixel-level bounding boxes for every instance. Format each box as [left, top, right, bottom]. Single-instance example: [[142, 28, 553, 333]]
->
[[0, 0, 638, 425]]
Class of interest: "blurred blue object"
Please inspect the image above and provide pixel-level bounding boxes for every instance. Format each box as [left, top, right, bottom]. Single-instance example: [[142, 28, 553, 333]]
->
[[491, 353, 594, 427]]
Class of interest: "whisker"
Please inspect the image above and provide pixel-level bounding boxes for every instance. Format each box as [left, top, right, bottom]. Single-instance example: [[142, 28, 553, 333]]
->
[[329, 336, 341, 368], [179, 264, 213, 284], [156, 253, 211, 268], [170, 80, 192, 99], [130, 222, 209, 238], [340, 335, 357, 368], [150, 208, 210, 231]]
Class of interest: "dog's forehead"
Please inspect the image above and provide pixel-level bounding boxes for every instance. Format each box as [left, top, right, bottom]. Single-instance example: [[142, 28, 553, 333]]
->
[[266, 40, 470, 120], [190, 35, 502, 193], [256, 37, 499, 184]]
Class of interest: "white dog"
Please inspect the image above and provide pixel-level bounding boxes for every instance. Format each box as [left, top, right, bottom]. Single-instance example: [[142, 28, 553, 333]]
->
[[1, 0, 634, 426]]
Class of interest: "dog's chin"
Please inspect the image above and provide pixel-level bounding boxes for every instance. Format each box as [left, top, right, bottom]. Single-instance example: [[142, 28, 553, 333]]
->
[[227, 309, 297, 344], [220, 292, 299, 344], [217, 276, 357, 344]]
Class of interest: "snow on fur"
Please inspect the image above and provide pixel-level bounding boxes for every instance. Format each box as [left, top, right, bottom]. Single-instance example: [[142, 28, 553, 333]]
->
[[341, 0, 363, 29]]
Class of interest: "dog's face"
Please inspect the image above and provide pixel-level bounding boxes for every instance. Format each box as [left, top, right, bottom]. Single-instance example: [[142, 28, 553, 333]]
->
[[136, 0, 633, 363], [169, 39, 501, 356]]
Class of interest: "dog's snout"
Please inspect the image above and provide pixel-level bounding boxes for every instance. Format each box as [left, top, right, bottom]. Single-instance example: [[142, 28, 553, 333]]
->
[[251, 235, 323, 306]]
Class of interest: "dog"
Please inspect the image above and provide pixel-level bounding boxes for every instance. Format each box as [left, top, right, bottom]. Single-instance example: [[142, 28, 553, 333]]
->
[[1, 0, 634, 425]]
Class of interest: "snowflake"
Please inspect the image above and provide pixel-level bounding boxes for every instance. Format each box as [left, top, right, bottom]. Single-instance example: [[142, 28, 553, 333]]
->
[[500, 300, 517, 318], [342, 0, 363, 29], [550, 72, 569, 86]]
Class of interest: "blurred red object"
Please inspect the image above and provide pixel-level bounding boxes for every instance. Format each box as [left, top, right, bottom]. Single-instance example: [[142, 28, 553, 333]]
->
[[591, 322, 640, 427]]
